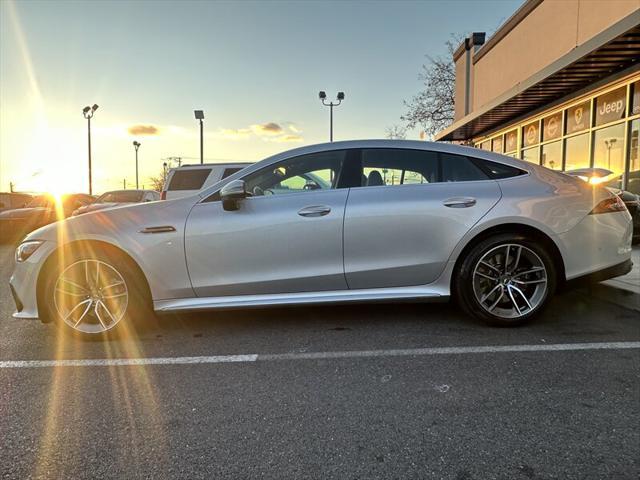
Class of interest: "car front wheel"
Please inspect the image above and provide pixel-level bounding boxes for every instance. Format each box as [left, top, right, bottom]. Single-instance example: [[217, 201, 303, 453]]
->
[[42, 248, 151, 339], [456, 234, 556, 326]]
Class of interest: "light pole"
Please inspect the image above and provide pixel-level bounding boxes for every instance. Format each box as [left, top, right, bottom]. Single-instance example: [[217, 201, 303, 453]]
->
[[318, 91, 344, 142], [82, 104, 99, 195], [133, 141, 141, 189], [194, 110, 204, 164], [604, 138, 617, 170]]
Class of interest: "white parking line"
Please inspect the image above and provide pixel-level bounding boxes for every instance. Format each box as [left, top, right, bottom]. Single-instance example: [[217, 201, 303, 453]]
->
[[1, 342, 638, 369]]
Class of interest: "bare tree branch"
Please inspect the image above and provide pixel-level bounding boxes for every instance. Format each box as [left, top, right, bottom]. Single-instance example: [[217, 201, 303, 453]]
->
[[401, 36, 461, 139]]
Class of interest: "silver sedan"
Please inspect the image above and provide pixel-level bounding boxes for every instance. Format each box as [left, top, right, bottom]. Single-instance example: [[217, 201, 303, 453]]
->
[[10, 140, 633, 338]]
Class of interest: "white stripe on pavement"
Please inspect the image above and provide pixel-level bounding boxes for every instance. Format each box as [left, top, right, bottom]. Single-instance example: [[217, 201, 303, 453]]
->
[[0, 342, 638, 369]]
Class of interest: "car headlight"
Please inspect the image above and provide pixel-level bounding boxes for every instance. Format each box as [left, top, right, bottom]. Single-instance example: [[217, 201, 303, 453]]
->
[[15, 240, 44, 263]]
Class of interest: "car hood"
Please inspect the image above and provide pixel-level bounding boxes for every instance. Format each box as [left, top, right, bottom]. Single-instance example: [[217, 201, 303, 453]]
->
[[23, 196, 195, 244], [75, 202, 123, 214], [0, 207, 49, 219]]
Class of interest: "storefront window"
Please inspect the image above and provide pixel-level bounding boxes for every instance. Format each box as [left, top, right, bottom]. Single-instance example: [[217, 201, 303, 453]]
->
[[504, 129, 518, 153], [627, 119, 639, 194], [564, 133, 590, 171], [492, 136, 503, 153], [521, 146, 539, 164], [543, 112, 562, 141], [593, 123, 625, 177], [522, 121, 539, 147], [541, 141, 562, 170], [594, 86, 626, 127], [566, 101, 590, 134], [631, 81, 640, 116]]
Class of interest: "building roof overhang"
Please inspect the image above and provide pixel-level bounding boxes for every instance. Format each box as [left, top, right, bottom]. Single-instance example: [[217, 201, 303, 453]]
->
[[435, 10, 640, 142]]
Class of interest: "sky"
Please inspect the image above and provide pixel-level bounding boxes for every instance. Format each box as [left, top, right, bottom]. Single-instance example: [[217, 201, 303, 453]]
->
[[0, 0, 522, 194]]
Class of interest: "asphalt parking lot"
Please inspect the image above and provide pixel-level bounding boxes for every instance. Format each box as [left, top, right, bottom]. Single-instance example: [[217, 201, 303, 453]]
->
[[0, 244, 638, 480]]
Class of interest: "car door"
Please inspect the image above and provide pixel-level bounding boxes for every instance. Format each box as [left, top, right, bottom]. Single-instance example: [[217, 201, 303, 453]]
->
[[343, 149, 502, 289], [185, 149, 350, 297]]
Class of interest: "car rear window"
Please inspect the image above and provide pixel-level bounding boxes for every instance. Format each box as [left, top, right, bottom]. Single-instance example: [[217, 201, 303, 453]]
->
[[221, 168, 242, 179], [168, 169, 211, 191], [471, 158, 527, 179]]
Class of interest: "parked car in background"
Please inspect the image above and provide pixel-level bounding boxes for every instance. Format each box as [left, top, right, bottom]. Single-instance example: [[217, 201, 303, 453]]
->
[[565, 168, 640, 243], [162, 162, 251, 200], [10, 140, 633, 338], [72, 189, 160, 216], [0, 193, 94, 243], [0, 192, 33, 213]]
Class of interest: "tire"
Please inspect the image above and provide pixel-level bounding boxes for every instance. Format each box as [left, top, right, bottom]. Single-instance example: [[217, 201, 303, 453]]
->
[[41, 246, 154, 340], [455, 233, 557, 327]]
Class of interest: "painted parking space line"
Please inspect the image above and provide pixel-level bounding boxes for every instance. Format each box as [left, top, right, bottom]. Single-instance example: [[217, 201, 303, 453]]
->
[[1, 342, 638, 369]]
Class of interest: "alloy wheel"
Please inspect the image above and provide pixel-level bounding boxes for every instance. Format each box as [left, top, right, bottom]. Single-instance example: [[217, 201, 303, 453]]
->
[[53, 259, 129, 334], [472, 243, 548, 319]]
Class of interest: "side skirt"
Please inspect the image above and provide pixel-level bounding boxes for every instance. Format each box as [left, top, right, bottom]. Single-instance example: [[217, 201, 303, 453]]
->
[[154, 286, 450, 314]]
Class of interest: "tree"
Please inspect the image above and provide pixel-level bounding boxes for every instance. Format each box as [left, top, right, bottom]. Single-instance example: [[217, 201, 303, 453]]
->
[[385, 125, 407, 140], [147, 166, 168, 192], [401, 37, 460, 139]]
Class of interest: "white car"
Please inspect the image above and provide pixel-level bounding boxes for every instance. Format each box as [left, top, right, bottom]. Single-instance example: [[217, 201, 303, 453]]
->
[[161, 163, 251, 200], [9, 140, 633, 338]]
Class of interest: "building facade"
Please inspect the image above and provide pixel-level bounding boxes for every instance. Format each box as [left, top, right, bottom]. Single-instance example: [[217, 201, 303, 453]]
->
[[436, 0, 640, 194]]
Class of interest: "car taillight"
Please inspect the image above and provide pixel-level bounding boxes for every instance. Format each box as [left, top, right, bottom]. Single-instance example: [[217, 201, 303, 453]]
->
[[160, 191, 166, 200], [589, 195, 627, 215]]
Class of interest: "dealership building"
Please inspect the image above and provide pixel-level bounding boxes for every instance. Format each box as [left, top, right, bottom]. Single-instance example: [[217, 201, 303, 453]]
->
[[436, 0, 640, 193]]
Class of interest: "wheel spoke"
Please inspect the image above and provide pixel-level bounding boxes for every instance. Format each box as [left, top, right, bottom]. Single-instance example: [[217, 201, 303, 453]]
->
[[61, 299, 92, 326], [480, 261, 501, 274], [94, 302, 110, 330], [101, 280, 125, 293], [512, 267, 545, 278], [511, 246, 522, 273], [488, 288, 505, 311], [513, 278, 547, 285], [55, 287, 87, 297], [97, 300, 117, 326], [475, 271, 499, 282], [510, 284, 533, 311], [95, 261, 100, 287], [504, 245, 510, 274], [506, 285, 522, 315], [59, 277, 88, 293], [480, 284, 503, 304]]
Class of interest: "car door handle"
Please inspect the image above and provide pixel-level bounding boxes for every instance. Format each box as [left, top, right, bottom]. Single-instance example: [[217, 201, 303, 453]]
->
[[298, 205, 331, 217], [443, 197, 477, 208]]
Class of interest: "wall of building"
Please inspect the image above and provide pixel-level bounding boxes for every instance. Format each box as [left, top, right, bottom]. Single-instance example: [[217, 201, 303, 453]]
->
[[470, 0, 640, 112]]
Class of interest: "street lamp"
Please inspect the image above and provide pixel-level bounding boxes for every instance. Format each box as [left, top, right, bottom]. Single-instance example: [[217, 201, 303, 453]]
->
[[133, 141, 141, 189], [194, 110, 204, 164], [318, 91, 345, 142], [82, 104, 99, 195], [604, 138, 617, 170]]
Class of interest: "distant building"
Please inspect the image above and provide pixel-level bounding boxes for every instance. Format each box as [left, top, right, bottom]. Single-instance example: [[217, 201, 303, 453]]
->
[[436, 0, 640, 193]]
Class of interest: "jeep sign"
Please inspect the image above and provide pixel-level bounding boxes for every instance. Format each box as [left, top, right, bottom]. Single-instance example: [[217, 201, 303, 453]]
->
[[595, 87, 626, 126]]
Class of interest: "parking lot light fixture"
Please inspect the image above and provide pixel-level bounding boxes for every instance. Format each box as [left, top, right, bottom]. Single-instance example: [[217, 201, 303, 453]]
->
[[133, 141, 141, 189], [318, 91, 345, 142], [194, 110, 205, 164], [82, 104, 99, 195]]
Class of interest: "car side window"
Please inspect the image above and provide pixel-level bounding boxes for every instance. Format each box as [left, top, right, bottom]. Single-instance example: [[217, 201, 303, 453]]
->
[[243, 150, 345, 197], [440, 153, 490, 182], [359, 149, 438, 187]]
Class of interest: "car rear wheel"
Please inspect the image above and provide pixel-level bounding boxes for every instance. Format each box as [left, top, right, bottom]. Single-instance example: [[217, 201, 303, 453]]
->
[[455, 234, 556, 326], [43, 248, 152, 339]]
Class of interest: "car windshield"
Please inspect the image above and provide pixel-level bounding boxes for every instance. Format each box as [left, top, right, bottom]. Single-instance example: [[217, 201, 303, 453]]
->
[[96, 191, 144, 203], [26, 195, 54, 208]]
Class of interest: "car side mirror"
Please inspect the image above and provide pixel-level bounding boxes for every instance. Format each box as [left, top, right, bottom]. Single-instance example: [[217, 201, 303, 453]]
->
[[220, 179, 247, 211]]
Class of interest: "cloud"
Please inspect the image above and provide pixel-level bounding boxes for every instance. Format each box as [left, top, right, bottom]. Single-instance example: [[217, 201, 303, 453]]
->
[[128, 124, 160, 136], [219, 128, 252, 140], [217, 121, 304, 143], [250, 122, 284, 136], [271, 134, 304, 143]]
